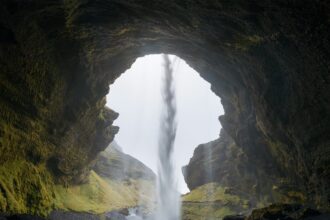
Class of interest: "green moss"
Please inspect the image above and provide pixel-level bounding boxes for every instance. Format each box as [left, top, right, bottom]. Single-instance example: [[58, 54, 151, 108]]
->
[[0, 160, 56, 216], [54, 171, 155, 214], [0, 157, 155, 216], [0, 113, 53, 164], [214, 206, 235, 217], [182, 183, 250, 220], [183, 183, 244, 204], [182, 204, 235, 220]]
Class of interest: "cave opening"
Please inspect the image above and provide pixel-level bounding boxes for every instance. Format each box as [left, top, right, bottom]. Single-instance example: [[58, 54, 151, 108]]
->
[[106, 54, 223, 195]]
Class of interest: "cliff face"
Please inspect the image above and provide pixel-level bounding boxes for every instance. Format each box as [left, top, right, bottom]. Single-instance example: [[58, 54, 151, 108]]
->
[[183, 129, 307, 211], [0, 0, 329, 215]]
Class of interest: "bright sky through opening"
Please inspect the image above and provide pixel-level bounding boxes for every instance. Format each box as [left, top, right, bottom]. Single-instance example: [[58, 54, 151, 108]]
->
[[106, 54, 223, 193]]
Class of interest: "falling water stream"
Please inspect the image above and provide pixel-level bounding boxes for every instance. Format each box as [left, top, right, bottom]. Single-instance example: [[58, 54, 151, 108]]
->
[[126, 54, 181, 220], [155, 54, 181, 220]]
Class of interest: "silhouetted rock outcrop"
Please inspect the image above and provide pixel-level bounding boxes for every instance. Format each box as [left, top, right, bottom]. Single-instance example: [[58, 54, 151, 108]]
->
[[183, 129, 308, 209]]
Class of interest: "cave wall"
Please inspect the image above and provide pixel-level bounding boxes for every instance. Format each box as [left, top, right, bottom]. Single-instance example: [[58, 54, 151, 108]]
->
[[0, 0, 329, 214], [183, 129, 307, 210]]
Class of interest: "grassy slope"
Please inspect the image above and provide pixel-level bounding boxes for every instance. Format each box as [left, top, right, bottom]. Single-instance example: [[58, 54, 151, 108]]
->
[[54, 171, 155, 214], [0, 145, 155, 216], [182, 182, 250, 220]]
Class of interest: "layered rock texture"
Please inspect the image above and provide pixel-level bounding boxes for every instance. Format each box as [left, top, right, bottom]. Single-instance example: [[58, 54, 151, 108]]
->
[[183, 129, 309, 211], [0, 0, 329, 216]]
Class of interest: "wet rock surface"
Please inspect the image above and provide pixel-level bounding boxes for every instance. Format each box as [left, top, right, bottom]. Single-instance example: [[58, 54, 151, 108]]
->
[[48, 211, 101, 220], [183, 129, 308, 209], [0, 209, 130, 220], [0, 215, 45, 220], [223, 215, 246, 220], [246, 204, 329, 220], [1, 205, 329, 220], [0, 211, 117, 220], [0, 0, 329, 215], [104, 211, 126, 220]]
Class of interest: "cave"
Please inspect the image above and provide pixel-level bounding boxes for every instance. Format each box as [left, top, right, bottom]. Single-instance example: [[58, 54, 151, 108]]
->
[[0, 0, 329, 220]]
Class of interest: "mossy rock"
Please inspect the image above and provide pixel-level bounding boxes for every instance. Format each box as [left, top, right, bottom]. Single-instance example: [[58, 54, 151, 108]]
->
[[182, 183, 251, 220], [246, 203, 324, 220], [0, 160, 56, 217], [0, 144, 156, 216]]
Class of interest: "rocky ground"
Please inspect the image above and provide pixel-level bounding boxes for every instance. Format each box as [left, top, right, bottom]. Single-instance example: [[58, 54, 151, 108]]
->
[[1, 204, 329, 220]]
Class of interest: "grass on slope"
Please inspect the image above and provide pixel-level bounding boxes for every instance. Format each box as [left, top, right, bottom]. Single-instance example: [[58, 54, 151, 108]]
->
[[182, 205, 235, 220], [183, 182, 247, 204], [182, 182, 250, 220], [54, 171, 155, 214]]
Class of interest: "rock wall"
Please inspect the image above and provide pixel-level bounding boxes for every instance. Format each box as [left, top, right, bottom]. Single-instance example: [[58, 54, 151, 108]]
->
[[0, 0, 329, 214], [183, 129, 307, 209]]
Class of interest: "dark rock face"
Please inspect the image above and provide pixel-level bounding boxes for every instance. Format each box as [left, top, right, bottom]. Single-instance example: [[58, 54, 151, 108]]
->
[[0, 0, 329, 214], [48, 211, 100, 220], [246, 204, 328, 220], [0, 212, 102, 220], [183, 129, 308, 208], [104, 211, 126, 220], [0, 208, 142, 220], [183, 130, 249, 192], [223, 204, 330, 220], [0, 215, 45, 220], [223, 215, 246, 220], [0, 211, 127, 220]]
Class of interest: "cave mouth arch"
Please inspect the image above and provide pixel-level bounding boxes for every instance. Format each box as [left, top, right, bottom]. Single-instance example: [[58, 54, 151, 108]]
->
[[105, 54, 223, 193], [50, 3, 328, 206]]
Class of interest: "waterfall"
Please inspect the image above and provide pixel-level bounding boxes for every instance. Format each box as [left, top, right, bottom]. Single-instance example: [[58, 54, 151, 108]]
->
[[125, 54, 180, 220], [156, 54, 181, 220]]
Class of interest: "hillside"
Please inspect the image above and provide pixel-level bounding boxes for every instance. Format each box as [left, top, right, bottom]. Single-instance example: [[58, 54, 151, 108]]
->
[[54, 142, 156, 214]]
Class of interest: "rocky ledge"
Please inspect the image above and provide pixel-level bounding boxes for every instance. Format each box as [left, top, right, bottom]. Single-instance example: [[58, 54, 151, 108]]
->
[[224, 204, 330, 220], [183, 129, 310, 211]]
